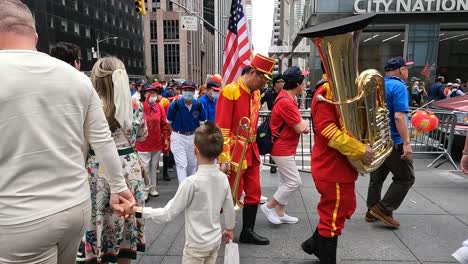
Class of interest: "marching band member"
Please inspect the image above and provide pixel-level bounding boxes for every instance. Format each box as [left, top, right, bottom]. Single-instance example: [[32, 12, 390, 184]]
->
[[215, 54, 275, 245], [301, 69, 375, 263]]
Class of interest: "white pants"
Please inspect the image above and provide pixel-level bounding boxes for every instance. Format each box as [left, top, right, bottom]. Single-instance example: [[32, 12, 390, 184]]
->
[[272, 155, 302, 205], [182, 245, 219, 264], [0, 199, 90, 264], [139, 151, 162, 187], [171, 132, 197, 183]]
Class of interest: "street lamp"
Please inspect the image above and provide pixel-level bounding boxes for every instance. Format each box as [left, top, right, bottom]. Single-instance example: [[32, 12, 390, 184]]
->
[[96, 36, 119, 59]]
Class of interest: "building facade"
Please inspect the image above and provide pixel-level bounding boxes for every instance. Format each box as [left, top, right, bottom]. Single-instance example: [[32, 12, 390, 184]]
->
[[296, 0, 468, 84], [143, 0, 224, 84], [25, 0, 145, 77], [268, 0, 310, 74]]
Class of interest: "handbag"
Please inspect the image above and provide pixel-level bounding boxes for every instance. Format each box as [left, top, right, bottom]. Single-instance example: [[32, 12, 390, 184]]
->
[[256, 96, 287, 155], [224, 241, 239, 264], [124, 136, 150, 186]]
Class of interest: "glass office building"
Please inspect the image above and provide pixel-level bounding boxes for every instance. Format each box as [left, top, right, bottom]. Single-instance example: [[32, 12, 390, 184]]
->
[[299, 0, 468, 85]]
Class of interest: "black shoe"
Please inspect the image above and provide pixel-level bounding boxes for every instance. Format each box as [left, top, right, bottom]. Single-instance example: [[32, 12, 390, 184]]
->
[[270, 166, 277, 173], [318, 234, 337, 264], [239, 204, 270, 245], [239, 228, 270, 245], [301, 228, 320, 257], [162, 156, 171, 181]]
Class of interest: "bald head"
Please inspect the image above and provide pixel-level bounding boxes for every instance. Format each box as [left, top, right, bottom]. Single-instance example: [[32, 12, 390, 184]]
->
[[0, 0, 35, 34], [0, 0, 37, 50]]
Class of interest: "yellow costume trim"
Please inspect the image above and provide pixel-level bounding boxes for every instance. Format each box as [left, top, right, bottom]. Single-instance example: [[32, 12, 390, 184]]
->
[[330, 183, 341, 238], [327, 129, 366, 160], [220, 83, 241, 100]]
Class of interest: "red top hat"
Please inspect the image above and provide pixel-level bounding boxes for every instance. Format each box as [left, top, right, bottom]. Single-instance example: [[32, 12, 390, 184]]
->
[[250, 54, 276, 80], [149, 82, 163, 90]]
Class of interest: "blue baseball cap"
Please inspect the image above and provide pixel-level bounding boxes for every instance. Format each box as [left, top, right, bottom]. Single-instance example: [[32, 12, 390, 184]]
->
[[282, 66, 309, 82], [384, 57, 414, 71]]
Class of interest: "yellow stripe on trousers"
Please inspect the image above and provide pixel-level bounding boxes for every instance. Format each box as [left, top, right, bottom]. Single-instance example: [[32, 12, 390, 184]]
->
[[330, 183, 341, 237]]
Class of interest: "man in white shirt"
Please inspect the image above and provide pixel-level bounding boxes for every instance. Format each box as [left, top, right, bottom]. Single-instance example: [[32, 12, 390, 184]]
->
[[0, 1, 134, 263]]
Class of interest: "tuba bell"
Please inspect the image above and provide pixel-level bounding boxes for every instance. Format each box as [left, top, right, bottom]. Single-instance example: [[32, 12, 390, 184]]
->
[[299, 14, 393, 173]]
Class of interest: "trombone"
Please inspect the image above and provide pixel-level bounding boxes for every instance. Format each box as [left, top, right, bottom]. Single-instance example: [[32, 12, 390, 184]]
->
[[230, 117, 251, 211]]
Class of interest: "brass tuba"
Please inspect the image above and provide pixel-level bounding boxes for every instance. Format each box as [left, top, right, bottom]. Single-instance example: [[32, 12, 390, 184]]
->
[[299, 14, 393, 173]]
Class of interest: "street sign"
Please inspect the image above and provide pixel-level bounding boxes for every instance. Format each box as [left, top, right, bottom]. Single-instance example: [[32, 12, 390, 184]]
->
[[181, 16, 197, 31]]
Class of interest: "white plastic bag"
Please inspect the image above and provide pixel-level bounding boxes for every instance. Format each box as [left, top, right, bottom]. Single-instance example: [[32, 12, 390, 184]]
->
[[224, 241, 239, 264]]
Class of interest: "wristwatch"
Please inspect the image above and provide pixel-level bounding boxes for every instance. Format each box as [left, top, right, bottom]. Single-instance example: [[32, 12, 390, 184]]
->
[[135, 207, 143, 218]]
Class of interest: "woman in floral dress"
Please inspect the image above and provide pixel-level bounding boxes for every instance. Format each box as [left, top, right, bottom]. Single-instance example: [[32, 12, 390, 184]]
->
[[78, 57, 147, 264]]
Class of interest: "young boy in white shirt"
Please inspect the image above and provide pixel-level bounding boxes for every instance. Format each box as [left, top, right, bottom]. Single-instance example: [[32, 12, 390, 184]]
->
[[120, 122, 235, 264]]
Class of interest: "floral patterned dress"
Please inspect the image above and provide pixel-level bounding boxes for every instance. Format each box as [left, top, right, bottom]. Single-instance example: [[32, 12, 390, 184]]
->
[[78, 99, 147, 263]]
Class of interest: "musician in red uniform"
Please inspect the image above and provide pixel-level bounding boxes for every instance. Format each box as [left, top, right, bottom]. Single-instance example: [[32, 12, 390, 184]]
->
[[301, 71, 375, 263], [215, 54, 275, 245]]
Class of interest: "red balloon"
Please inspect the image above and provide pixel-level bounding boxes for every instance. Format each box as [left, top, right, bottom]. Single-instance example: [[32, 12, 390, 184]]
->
[[211, 74, 222, 84], [411, 111, 439, 133]]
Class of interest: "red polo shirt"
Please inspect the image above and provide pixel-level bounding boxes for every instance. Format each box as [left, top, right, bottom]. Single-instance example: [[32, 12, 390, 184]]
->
[[270, 90, 302, 156]]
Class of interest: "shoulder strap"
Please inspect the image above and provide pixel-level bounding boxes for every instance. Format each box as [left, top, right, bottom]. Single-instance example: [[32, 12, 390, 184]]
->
[[272, 96, 289, 142]]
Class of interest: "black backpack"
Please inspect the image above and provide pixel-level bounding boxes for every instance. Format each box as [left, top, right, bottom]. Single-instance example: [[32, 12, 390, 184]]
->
[[256, 96, 287, 155], [449, 88, 463, 98]]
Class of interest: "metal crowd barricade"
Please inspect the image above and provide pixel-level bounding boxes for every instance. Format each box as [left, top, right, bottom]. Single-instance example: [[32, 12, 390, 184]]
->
[[258, 107, 459, 173], [259, 109, 313, 173], [409, 108, 458, 170]]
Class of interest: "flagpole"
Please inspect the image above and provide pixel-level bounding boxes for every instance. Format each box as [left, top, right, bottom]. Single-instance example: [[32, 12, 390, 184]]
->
[[169, 0, 226, 38]]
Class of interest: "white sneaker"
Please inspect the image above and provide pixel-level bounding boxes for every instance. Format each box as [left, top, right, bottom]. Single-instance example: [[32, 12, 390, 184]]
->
[[143, 187, 150, 201], [260, 203, 281, 225], [453, 246, 468, 263], [277, 213, 299, 224], [260, 195, 268, 204], [149, 188, 159, 197]]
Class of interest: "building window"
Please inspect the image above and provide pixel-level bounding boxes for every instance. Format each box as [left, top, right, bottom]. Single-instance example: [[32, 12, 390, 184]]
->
[[104, 13, 108, 23], [126, 24, 129, 31], [167, 0, 173, 11], [85, 27, 91, 38], [72, 0, 78, 10], [110, 0, 114, 5], [87, 49, 92, 61], [112, 16, 116, 26], [47, 16, 54, 28], [60, 19, 67, 32], [118, 1, 121, 9], [152, 0, 161, 11], [84, 4, 89, 15], [61, 0, 66, 6], [151, 44, 159, 74], [74, 22, 79, 35], [163, 20, 179, 40], [95, 10, 99, 19], [150, 20, 157, 39], [119, 20, 123, 29], [125, 4, 128, 13], [164, 44, 180, 75]]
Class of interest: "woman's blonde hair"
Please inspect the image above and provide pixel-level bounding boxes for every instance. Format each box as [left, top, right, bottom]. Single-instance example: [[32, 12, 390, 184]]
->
[[91, 57, 126, 131]]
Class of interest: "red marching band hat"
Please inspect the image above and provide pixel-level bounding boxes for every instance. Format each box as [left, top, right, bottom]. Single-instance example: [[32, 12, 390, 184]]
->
[[250, 54, 276, 80]]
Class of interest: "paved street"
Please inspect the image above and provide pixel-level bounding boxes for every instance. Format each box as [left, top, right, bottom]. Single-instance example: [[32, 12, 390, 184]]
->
[[137, 156, 468, 264]]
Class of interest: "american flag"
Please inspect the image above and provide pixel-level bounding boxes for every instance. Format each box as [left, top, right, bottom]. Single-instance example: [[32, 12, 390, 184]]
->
[[222, 0, 252, 86]]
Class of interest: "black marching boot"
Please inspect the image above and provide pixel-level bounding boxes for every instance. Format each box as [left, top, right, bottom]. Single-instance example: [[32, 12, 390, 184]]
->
[[239, 204, 270, 245], [162, 156, 171, 181], [301, 227, 320, 258], [318, 234, 338, 264]]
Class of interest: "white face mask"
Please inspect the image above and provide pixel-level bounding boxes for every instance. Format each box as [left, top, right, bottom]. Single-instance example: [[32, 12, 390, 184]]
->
[[211, 92, 219, 100], [148, 95, 157, 103], [182, 91, 195, 101]]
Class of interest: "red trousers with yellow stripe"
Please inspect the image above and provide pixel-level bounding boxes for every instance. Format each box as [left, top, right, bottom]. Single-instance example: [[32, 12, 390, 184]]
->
[[314, 180, 356, 238]]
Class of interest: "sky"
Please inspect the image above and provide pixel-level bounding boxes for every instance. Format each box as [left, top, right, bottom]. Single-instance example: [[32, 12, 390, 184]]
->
[[251, 0, 274, 56]]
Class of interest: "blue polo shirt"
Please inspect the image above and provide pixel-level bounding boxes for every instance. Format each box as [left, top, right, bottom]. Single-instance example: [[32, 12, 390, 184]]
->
[[198, 94, 217, 122], [167, 98, 207, 132], [385, 76, 409, 144]]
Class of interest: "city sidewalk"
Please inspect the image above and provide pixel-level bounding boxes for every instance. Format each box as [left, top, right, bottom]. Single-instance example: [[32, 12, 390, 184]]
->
[[137, 157, 468, 264]]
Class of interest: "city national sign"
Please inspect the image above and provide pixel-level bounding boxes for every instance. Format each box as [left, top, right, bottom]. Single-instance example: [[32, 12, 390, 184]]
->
[[354, 0, 468, 13]]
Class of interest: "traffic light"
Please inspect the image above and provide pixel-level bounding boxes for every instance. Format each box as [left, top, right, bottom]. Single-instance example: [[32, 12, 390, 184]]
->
[[135, 0, 146, 15]]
